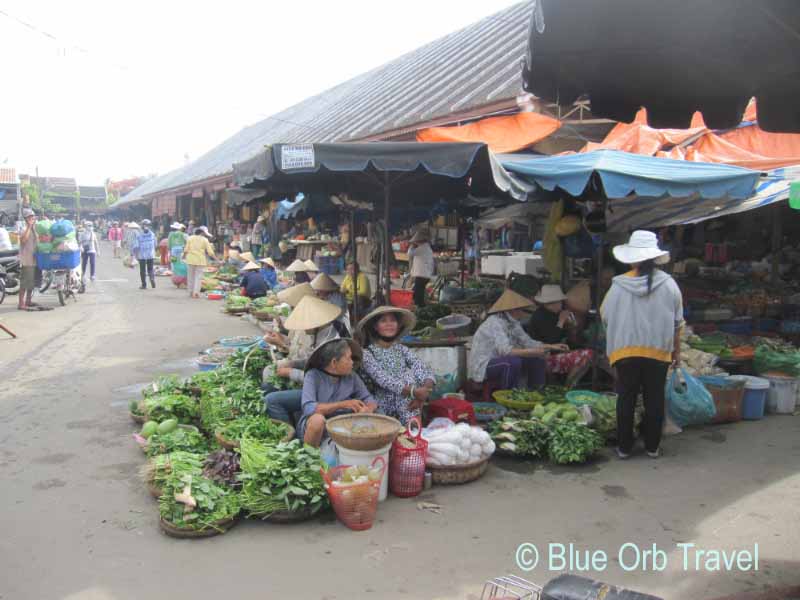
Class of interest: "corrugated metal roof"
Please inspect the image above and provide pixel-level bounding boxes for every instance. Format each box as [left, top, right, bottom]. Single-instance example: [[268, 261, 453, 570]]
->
[[118, 1, 533, 207]]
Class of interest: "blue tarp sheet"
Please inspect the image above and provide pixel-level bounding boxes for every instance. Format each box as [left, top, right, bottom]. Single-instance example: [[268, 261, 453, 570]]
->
[[503, 150, 760, 200]]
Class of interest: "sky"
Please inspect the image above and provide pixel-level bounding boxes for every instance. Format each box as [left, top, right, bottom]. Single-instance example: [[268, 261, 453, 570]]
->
[[1, 0, 522, 185]]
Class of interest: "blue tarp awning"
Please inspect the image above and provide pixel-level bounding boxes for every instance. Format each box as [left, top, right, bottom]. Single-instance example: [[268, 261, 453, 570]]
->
[[502, 150, 760, 200]]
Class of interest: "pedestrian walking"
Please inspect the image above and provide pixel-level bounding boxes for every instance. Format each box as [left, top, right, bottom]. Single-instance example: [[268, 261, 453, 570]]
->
[[79, 221, 100, 283], [131, 219, 157, 289], [601, 230, 684, 460], [182, 225, 216, 298], [108, 221, 123, 258], [17, 208, 39, 311], [250, 215, 265, 259]]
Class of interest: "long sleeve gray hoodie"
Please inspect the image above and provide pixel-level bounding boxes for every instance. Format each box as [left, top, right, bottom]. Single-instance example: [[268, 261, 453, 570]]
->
[[601, 269, 684, 366]]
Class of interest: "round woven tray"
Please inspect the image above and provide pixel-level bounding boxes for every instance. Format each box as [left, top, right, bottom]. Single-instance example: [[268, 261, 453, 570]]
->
[[250, 506, 316, 524], [429, 457, 489, 485], [130, 412, 146, 424], [326, 414, 402, 452], [159, 516, 238, 539], [214, 421, 295, 450], [251, 309, 275, 321], [225, 307, 250, 315]]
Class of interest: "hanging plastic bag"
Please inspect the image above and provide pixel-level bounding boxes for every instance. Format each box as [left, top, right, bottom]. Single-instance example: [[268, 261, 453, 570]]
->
[[666, 368, 716, 427]]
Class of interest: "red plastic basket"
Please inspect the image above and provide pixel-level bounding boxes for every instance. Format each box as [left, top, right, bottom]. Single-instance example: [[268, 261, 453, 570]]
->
[[390, 289, 414, 308], [427, 396, 477, 425], [389, 418, 428, 498], [321, 456, 386, 531]]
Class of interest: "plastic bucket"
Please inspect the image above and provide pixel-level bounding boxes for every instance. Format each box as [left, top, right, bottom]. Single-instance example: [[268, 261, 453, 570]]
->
[[729, 375, 769, 420], [764, 375, 799, 414], [336, 443, 391, 502]]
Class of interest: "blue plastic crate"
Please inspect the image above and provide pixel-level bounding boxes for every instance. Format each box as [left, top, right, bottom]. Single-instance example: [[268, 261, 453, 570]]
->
[[36, 250, 80, 270]]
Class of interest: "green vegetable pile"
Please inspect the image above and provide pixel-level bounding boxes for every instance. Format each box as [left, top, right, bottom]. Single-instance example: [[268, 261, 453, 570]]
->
[[159, 473, 240, 531], [490, 406, 604, 464], [143, 393, 199, 424], [145, 428, 209, 458], [547, 421, 604, 465], [225, 294, 251, 309], [141, 451, 205, 490], [413, 304, 452, 332], [218, 415, 290, 445], [239, 438, 328, 518]]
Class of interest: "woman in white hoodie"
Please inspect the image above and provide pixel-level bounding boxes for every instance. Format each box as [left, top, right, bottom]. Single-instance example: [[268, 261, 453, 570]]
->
[[602, 230, 683, 460]]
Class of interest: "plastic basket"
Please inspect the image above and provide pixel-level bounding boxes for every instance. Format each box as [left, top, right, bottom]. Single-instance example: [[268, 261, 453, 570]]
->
[[719, 319, 753, 335], [390, 289, 414, 308], [35, 250, 80, 270], [389, 418, 428, 498], [698, 376, 744, 423], [321, 456, 385, 531]]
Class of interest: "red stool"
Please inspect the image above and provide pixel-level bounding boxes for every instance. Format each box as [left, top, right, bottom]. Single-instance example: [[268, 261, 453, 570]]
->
[[463, 380, 502, 404], [427, 396, 476, 425]]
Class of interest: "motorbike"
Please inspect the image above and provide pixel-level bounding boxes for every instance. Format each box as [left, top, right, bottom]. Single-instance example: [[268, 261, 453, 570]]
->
[[53, 266, 84, 306], [0, 251, 20, 297]]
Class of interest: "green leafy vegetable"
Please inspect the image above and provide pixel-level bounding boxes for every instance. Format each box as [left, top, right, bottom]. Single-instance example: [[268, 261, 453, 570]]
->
[[490, 417, 550, 457], [218, 416, 290, 444], [159, 473, 240, 531], [145, 428, 209, 458], [547, 421, 603, 465], [143, 393, 199, 424]]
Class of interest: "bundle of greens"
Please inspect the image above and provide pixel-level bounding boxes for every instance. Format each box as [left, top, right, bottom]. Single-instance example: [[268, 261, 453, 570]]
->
[[145, 428, 209, 458], [225, 294, 250, 310], [217, 415, 290, 445], [142, 375, 184, 399], [547, 421, 603, 465], [199, 390, 236, 434], [143, 393, 199, 424], [203, 449, 241, 488], [263, 366, 301, 391], [490, 417, 550, 458], [238, 438, 328, 517], [159, 473, 240, 531], [141, 451, 206, 490], [225, 347, 272, 382]]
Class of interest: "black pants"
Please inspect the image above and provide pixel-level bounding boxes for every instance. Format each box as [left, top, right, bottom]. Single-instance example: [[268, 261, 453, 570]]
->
[[139, 258, 155, 287], [615, 357, 669, 454], [413, 277, 429, 307]]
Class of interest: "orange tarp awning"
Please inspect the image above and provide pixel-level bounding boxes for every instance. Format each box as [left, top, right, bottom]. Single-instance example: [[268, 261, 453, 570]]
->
[[583, 100, 800, 170], [417, 112, 561, 154]]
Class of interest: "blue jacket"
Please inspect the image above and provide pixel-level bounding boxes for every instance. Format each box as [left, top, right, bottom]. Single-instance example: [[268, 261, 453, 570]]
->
[[240, 271, 268, 298], [260, 267, 278, 289]]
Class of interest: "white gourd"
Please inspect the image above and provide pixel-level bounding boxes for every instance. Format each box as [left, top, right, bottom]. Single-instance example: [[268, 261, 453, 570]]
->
[[428, 442, 460, 457]]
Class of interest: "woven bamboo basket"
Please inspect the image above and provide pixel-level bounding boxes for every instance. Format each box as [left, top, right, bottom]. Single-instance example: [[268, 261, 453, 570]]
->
[[326, 414, 402, 452], [159, 515, 239, 539], [251, 309, 275, 321], [130, 412, 146, 425], [147, 482, 163, 499], [225, 306, 250, 315], [215, 421, 295, 450], [428, 457, 489, 485]]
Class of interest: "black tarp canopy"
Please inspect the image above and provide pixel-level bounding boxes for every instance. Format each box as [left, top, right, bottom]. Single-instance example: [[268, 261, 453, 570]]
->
[[523, 0, 800, 132], [233, 142, 532, 302]]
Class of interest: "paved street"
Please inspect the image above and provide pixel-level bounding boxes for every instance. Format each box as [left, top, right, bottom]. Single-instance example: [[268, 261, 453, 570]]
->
[[1, 244, 798, 600]]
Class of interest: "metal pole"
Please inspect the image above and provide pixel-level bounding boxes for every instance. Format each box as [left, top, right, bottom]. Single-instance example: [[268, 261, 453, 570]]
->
[[383, 175, 391, 304], [350, 209, 360, 323], [591, 238, 604, 390], [771, 203, 781, 285], [460, 220, 466, 288]]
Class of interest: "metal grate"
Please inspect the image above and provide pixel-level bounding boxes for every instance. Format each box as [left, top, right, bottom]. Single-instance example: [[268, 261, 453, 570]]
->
[[481, 575, 542, 600]]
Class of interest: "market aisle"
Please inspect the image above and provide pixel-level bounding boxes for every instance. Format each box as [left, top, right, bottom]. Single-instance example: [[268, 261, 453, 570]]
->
[[1, 244, 799, 600]]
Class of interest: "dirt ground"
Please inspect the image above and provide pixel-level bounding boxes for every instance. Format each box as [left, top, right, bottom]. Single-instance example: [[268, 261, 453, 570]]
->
[[1, 245, 798, 600]]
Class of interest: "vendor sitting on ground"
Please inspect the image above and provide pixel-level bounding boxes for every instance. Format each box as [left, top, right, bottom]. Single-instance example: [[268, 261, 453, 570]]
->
[[259, 256, 279, 289], [357, 306, 436, 425], [340, 260, 371, 315], [286, 258, 311, 284], [468, 289, 568, 390], [300, 338, 377, 448], [263, 291, 351, 425], [239, 261, 269, 299], [311, 272, 346, 310], [527, 284, 594, 382]]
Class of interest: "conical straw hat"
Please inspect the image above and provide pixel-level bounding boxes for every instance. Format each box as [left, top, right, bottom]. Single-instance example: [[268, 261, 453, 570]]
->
[[304, 259, 319, 272], [259, 257, 276, 268], [311, 272, 339, 292], [487, 289, 534, 315], [356, 306, 416, 340], [240, 261, 260, 271], [239, 252, 255, 263], [277, 283, 313, 307], [286, 259, 308, 272], [283, 296, 342, 331]]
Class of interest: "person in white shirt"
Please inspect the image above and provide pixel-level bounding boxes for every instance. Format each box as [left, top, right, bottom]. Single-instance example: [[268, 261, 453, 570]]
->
[[79, 221, 100, 282], [406, 229, 434, 307]]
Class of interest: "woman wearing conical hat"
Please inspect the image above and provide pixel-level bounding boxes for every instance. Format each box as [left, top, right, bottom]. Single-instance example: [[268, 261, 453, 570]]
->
[[467, 289, 568, 390], [262, 294, 350, 426]]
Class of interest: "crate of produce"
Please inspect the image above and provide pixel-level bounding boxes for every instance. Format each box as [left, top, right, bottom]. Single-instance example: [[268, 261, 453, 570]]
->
[[35, 250, 80, 270], [389, 289, 414, 308], [317, 255, 340, 275]]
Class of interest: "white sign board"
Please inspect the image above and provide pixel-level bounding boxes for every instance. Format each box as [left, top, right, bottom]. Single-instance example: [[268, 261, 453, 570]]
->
[[281, 145, 315, 171]]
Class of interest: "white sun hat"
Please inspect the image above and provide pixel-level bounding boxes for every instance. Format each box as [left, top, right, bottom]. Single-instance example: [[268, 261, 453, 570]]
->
[[612, 230, 670, 265]]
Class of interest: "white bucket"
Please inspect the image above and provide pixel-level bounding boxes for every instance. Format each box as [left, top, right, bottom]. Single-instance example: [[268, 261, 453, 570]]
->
[[765, 375, 799, 414], [336, 443, 392, 502]]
